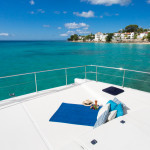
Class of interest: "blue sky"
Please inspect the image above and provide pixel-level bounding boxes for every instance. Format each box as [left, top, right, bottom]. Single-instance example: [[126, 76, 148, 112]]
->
[[0, 0, 150, 40]]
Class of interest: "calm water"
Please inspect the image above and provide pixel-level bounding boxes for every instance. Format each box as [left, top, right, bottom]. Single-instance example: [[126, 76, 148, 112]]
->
[[0, 41, 150, 100]]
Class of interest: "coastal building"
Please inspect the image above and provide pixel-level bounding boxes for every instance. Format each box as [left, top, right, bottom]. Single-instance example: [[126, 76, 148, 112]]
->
[[94, 32, 103, 41], [137, 32, 148, 39], [114, 33, 121, 37], [78, 36, 84, 40], [94, 32, 107, 42], [113, 33, 121, 41], [121, 32, 134, 39], [128, 32, 134, 39], [101, 34, 108, 42], [113, 32, 134, 40]]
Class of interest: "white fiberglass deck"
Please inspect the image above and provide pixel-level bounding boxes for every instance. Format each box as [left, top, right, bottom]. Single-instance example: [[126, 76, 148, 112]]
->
[[0, 79, 150, 150]]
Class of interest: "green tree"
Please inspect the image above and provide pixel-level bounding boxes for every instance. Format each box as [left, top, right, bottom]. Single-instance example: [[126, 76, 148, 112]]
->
[[67, 34, 79, 41], [147, 33, 150, 42], [84, 33, 95, 41], [90, 33, 95, 40], [118, 30, 122, 33], [125, 25, 139, 32], [142, 36, 146, 40], [72, 34, 79, 41], [137, 28, 144, 33], [83, 38, 86, 42], [106, 33, 114, 42], [67, 38, 71, 41], [144, 29, 148, 32], [134, 34, 138, 39], [85, 35, 91, 40]]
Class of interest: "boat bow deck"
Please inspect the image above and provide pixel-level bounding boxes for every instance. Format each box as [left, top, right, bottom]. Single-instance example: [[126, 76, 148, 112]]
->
[[0, 79, 150, 150]]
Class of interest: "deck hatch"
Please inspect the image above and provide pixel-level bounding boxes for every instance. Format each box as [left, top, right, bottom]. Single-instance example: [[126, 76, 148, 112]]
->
[[102, 86, 124, 95]]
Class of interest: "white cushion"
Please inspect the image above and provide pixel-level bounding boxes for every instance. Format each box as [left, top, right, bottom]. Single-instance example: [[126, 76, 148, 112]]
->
[[94, 104, 110, 129], [107, 110, 117, 121], [97, 103, 110, 119]]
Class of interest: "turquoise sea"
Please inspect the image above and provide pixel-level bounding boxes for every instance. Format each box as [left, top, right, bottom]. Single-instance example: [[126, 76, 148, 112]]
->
[[0, 41, 150, 101]]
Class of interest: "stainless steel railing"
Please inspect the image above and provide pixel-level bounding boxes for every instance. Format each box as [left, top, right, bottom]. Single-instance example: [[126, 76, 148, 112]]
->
[[0, 65, 85, 95], [0, 65, 150, 100], [86, 65, 150, 88]]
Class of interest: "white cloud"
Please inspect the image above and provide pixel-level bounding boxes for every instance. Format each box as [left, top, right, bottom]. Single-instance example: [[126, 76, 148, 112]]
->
[[99, 12, 119, 18], [60, 28, 90, 37], [37, 9, 45, 13], [63, 11, 67, 14], [81, 0, 131, 6], [104, 12, 111, 16], [79, 23, 89, 28], [54, 11, 60, 14], [60, 33, 69, 37], [73, 10, 95, 18], [30, 11, 35, 14], [61, 22, 90, 37], [76, 29, 90, 34], [147, 0, 150, 3], [58, 27, 62, 30], [29, 0, 35, 5], [0, 33, 9, 36], [60, 31, 75, 37], [83, 27, 89, 30], [43, 25, 50, 28], [67, 31, 75, 35], [29, 9, 45, 15], [54, 11, 67, 14], [65, 22, 89, 29]]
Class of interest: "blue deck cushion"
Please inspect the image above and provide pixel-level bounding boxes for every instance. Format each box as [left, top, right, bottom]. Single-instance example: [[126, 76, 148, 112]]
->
[[113, 97, 126, 107], [94, 109, 109, 129], [107, 100, 117, 111], [102, 86, 124, 96], [49, 103, 102, 126], [115, 103, 124, 117]]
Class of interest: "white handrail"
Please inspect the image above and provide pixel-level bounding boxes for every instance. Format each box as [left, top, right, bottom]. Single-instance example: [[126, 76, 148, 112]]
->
[[0, 65, 150, 79], [0, 65, 149, 98], [87, 65, 150, 75], [0, 65, 85, 79]]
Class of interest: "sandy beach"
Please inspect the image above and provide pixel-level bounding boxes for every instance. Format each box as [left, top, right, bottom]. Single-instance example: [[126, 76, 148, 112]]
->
[[71, 41, 150, 45]]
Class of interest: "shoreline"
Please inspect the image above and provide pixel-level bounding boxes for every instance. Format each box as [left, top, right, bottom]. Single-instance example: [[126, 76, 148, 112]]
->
[[71, 41, 150, 45]]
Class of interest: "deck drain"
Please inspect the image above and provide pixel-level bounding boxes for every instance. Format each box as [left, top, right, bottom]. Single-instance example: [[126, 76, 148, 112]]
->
[[91, 139, 97, 145], [9, 93, 15, 97], [120, 120, 126, 124]]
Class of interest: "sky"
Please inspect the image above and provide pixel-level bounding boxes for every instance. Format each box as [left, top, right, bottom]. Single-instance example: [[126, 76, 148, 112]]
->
[[0, 0, 150, 40]]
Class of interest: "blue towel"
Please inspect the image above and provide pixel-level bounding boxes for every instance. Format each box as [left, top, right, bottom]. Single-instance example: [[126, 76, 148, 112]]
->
[[49, 103, 102, 126]]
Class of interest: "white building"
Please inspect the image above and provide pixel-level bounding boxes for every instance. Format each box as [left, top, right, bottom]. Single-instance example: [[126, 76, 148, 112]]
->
[[94, 32, 107, 42], [121, 32, 134, 39], [137, 32, 148, 39], [94, 32, 103, 41], [113, 32, 134, 40], [114, 33, 121, 37], [101, 34, 108, 42], [128, 32, 135, 39], [78, 36, 84, 40], [113, 33, 121, 41]]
